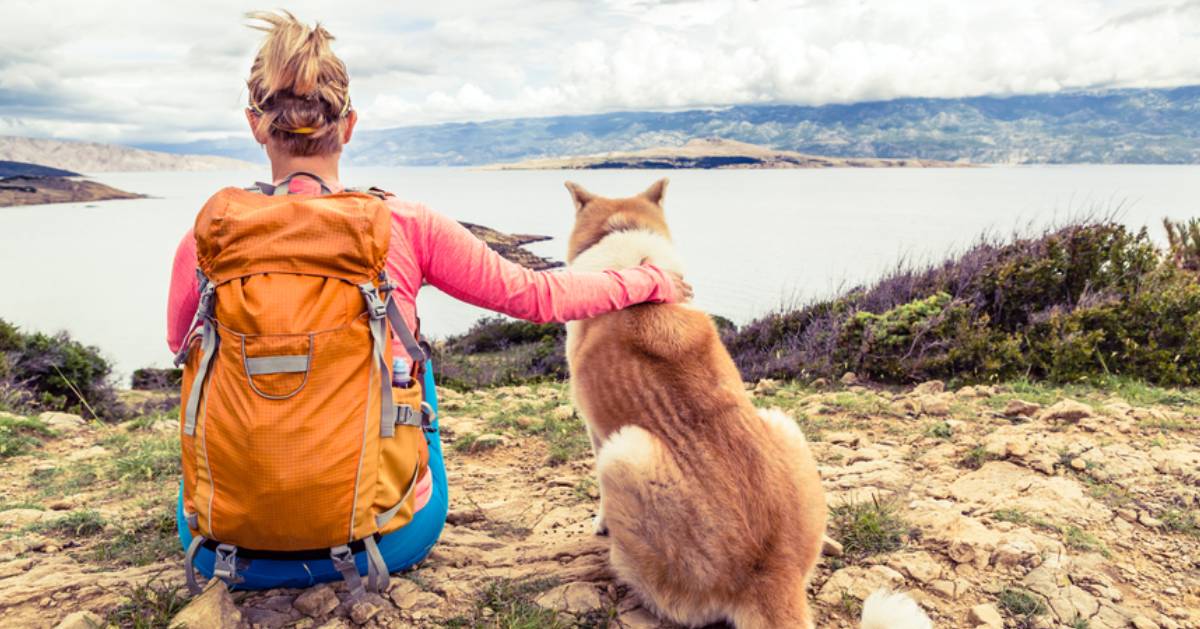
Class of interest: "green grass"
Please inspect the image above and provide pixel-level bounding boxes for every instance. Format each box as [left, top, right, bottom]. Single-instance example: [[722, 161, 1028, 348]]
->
[[30, 509, 106, 537], [0, 415, 53, 459], [829, 496, 910, 559], [925, 421, 953, 440], [984, 376, 1200, 415], [960, 445, 1000, 470], [111, 434, 180, 483], [998, 587, 1046, 627], [1062, 525, 1110, 557], [1161, 508, 1200, 537], [443, 577, 569, 629], [104, 577, 190, 629], [31, 462, 100, 498], [92, 506, 180, 567]]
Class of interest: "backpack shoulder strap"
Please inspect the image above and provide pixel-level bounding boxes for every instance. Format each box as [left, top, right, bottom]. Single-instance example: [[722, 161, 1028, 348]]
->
[[251, 172, 334, 196]]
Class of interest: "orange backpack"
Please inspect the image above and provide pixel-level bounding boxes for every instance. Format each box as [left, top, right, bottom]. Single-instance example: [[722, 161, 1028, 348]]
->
[[175, 173, 431, 596]]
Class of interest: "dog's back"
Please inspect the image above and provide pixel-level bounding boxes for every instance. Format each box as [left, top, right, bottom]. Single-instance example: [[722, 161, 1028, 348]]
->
[[564, 180, 826, 627]]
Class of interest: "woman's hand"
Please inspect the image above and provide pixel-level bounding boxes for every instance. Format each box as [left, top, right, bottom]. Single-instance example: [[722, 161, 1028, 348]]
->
[[642, 258, 693, 303]]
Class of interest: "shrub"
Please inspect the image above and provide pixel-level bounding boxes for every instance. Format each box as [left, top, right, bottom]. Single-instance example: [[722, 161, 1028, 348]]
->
[[130, 368, 182, 391], [829, 496, 910, 559], [726, 220, 1200, 386], [0, 318, 125, 419]]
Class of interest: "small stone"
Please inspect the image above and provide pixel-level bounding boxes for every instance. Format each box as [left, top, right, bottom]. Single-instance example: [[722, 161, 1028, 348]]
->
[[1130, 616, 1160, 629], [914, 380, 946, 395], [810, 377, 829, 389], [53, 611, 103, 629], [840, 372, 859, 385], [754, 379, 781, 395], [170, 579, 244, 628], [38, 411, 86, 432], [348, 594, 387, 625], [930, 580, 957, 599], [534, 582, 604, 614], [968, 603, 1003, 628], [616, 607, 660, 628], [920, 395, 951, 417], [470, 433, 509, 451], [66, 446, 109, 462], [293, 584, 340, 617], [1069, 458, 1087, 471], [1003, 399, 1042, 418], [550, 405, 575, 420], [821, 536, 844, 557], [1138, 512, 1163, 528], [825, 432, 860, 446], [1040, 399, 1093, 422], [0, 508, 53, 528]]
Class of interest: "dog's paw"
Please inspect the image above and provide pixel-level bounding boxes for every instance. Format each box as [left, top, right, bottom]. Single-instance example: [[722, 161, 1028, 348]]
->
[[592, 514, 609, 536]]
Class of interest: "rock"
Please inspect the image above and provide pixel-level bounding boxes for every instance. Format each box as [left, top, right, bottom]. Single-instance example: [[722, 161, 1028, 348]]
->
[[1137, 512, 1163, 528], [919, 395, 952, 417], [348, 594, 387, 625], [930, 580, 957, 599], [0, 558, 34, 578], [388, 580, 440, 610], [1130, 616, 1160, 629], [992, 538, 1040, 567], [550, 405, 575, 420], [1040, 399, 1093, 422], [0, 508, 53, 528], [38, 411, 86, 432], [840, 372, 859, 385], [886, 551, 942, 584], [754, 379, 781, 395], [816, 565, 905, 604], [821, 536, 844, 557], [535, 582, 605, 614], [1069, 457, 1087, 471], [968, 603, 1003, 627], [1003, 399, 1042, 418], [66, 446, 109, 462], [914, 380, 945, 395], [53, 611, 103, 629], [293, 584, 340, 618], [826, 432, 861, 446], [471, 433, 509, 451], [170, 579, 245, 628], [810, 377, 829, 389]]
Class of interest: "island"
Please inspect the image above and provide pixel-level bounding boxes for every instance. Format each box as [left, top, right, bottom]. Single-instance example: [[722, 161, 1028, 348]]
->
[[0, 161, 145, 207], [484, 138, 969, 170]]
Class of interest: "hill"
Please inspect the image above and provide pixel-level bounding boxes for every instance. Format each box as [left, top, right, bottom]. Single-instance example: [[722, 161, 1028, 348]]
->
[[486, 138, 967, 170], [0, 161, 79, 178], [144, 86, 1200, 166], [0, 136, 257, 173], [0, 176, 143, 208]]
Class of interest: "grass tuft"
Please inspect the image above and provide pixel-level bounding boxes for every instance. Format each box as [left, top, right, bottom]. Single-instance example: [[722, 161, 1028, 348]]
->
[[0, 415, 53, 459], [104, 577, 190, 629], [444, 577, 569, 628], [829, 496, 910, 559]]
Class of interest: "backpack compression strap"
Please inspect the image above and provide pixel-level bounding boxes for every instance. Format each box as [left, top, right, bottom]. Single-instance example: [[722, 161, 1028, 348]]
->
[[251, 171, 334, 196]]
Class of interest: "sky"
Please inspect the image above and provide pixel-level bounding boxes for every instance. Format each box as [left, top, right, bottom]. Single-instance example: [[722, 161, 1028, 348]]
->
[[2, 0, 1199, 144]]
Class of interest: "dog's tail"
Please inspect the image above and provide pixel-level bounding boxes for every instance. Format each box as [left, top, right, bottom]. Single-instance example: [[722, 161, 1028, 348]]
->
[[861, 589, 932, 629]]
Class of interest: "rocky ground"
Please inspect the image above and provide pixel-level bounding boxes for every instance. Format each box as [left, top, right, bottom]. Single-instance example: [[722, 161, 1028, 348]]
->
[[0, 378, 1197, 628]]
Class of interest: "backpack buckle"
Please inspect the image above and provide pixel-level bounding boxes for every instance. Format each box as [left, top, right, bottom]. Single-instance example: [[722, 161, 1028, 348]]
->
[[212, 543, 245, 585], [358, 283, 387, 320]]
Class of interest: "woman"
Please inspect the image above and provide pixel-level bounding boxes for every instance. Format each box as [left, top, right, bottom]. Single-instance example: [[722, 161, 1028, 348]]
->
[[166, 11, 690, 590]]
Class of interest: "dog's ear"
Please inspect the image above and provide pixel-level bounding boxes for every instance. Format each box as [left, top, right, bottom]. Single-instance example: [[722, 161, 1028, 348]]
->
[[565, 181, 596, 213], [641, 178, 668, 207]]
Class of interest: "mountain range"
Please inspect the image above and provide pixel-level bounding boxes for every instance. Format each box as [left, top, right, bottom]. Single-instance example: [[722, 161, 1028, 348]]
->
[[0, 136, 256, 173], [134, 86, 1200, 167]]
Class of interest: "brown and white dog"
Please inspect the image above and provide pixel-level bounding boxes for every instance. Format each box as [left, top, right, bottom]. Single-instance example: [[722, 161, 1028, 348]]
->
[[563, 179, 932, 629]]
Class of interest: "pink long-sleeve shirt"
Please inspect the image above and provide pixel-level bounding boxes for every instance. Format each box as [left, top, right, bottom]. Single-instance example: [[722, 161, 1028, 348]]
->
[[166, 177, 678, 512]]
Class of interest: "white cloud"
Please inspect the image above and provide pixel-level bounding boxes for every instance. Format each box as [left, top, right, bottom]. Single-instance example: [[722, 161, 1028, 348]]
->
[[0, 0, 1197, 144]]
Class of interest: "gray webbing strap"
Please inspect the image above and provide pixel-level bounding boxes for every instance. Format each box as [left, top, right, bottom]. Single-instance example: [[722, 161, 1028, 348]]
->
[[331, 545, 366, 599], [359, 283, 396, 438], [374, 460, 423, 529], [385, 296, 428, 364], [174, 277, 214, 367], [245, 355, 309, 375], [183, 319, 218, 437], [184, 535, 206, 595], [364, 536, 389, 593], [255, 172, 334, 196]]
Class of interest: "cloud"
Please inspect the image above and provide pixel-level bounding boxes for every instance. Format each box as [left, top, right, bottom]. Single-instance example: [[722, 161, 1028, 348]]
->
[[1, 0, 1199, 144]]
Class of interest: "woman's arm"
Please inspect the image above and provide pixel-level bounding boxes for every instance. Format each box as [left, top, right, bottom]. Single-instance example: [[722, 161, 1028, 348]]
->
[[166, 230, 200, 354], [414, 205, 680, 323]]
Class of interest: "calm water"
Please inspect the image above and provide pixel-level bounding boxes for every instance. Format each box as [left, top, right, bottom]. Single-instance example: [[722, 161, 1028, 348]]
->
[[2, 165, 1198, 380]]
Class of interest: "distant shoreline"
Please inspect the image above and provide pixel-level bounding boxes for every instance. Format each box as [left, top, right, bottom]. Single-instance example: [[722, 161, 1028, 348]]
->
[[483, 138, 972, 170], [0, 175, 144, 208]]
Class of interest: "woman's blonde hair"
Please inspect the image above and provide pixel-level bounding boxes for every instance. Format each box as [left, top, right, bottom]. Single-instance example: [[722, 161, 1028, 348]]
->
[[246, 10, 350, 156]]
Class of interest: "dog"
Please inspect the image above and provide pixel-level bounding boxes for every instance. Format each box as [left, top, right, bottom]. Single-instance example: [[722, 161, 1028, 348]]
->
[[563, 179, 932, 629]]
